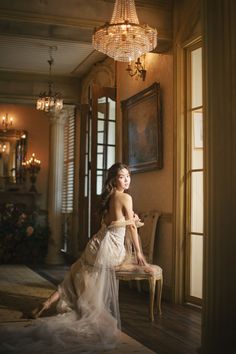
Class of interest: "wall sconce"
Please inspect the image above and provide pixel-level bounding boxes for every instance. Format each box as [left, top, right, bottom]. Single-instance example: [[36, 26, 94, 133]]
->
[[23, 153, 41, 193], [2, 113, 13, 131], [126, 55, 147, 81], [0, 142, 7, 153]]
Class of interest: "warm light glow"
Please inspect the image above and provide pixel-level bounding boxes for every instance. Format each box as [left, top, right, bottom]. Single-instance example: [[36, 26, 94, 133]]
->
[[126, 55, 146, 81], [92, 0, 157, 62], [36, 47, 63, 113], [24, 153, 41, 173], [23, 152, 41, 193], [0, 142, 7, 152], [1, 113, 13, 130]]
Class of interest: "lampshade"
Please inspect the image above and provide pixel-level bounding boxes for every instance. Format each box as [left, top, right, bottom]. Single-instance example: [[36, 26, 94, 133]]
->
[[92, 0, 157, 62]]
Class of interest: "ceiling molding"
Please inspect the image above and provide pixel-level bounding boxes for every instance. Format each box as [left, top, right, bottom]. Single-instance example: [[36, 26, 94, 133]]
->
[[0, 1, 173, 84], [0, 70, 79, 84], [71, 51, 107, 77], [0, 19, 93, 44], [104, 0, 173, 11], [0, 17, 172, 45], [0, 9, 103, 29]]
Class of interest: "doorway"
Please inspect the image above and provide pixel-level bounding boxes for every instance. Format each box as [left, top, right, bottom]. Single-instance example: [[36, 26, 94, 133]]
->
[[78, 84, 116, 249]]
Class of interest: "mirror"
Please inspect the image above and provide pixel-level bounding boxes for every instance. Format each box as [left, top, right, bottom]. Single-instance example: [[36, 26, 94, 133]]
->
[[0, 129, 27, 190]]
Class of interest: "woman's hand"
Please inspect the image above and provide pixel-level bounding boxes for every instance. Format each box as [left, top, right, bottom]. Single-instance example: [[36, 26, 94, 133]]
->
[[136, 251, 147, 266], [133, 213, 140, 222]]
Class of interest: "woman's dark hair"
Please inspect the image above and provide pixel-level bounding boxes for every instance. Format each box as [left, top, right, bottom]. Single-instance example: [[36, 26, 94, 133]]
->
[[98, 162, 130, 216]]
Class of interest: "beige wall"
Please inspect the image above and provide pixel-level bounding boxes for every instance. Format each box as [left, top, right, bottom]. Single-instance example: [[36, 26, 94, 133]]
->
[[0, 103, 49, 209], [117, 53, 174, 297]]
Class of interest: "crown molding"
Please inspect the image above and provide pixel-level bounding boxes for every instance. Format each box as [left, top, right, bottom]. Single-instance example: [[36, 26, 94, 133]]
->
[[0, 9, 102, 29], [0, 12, 172, 44], [104, 0, 173, 11]]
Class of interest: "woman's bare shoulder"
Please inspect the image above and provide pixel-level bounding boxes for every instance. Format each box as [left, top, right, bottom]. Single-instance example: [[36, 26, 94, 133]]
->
[[114, 191, 132, 201], [118, 193, 132, 207], [122, 193, 132, 201], [111, 192, 132, 205]]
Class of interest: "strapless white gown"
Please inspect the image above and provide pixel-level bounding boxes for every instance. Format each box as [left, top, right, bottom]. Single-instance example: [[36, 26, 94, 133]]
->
[[0, 219, 136, 353]]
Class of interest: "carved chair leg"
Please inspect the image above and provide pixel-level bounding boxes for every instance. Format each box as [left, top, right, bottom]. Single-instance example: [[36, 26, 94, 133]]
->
[[156, 277, 163, 316], [148, 277, 156, 322]]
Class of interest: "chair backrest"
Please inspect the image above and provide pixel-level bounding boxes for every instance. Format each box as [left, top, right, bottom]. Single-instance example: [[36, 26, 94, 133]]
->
[[138, 211, 161, 264]]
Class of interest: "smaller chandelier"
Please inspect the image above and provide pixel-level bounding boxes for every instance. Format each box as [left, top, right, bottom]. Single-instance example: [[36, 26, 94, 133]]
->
[[36, 47, 63, 113], [92, 0, 157, 62]]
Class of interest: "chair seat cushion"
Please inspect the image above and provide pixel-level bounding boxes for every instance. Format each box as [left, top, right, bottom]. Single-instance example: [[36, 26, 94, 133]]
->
[[116, 264, 162, 278]]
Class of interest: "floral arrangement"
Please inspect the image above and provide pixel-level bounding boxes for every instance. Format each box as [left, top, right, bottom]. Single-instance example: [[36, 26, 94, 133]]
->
[[0, 203, 50, 264]]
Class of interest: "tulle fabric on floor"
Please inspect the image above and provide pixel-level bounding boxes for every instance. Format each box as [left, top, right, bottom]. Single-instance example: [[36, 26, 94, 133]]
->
[[0, 219, 137, 353]]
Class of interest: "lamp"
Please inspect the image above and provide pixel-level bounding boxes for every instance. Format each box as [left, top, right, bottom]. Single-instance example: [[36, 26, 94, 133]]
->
[[126, 55, 146, 80], [36, 46, 63, 113], [92, 0, 157, 62], [23, 153, 41, 193], [2, 113, 13, 131]]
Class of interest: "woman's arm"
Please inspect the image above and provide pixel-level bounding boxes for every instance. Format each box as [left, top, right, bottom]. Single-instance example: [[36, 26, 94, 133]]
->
[[123, 194, 146, 266]]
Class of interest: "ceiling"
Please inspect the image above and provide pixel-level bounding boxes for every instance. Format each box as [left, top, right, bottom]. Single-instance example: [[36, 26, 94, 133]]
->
[[0, 0, 173, 80], [0, 35, 94, 76]]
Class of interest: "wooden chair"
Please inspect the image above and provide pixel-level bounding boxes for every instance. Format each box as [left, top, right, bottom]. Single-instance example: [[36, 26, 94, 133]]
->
[[116, 211, 163, 321]]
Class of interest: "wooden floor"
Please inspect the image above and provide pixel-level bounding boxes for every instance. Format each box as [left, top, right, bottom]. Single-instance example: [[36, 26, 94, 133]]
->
[[31, 265, 201, 354]]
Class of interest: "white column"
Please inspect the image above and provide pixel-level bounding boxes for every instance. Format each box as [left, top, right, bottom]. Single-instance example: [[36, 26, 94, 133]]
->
[[45, 106, 74, 265], [201, 1, 236, 353]]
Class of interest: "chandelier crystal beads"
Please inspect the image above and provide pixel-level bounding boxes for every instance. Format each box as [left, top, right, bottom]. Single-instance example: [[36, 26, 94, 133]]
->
[[92, 0, 157, 62], [36, 47, 63, 113]]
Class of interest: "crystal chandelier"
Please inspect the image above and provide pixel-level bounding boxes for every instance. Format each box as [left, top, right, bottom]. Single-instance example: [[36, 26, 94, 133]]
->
[[36, 47, 63, 113], [92, 0, 157, 62]]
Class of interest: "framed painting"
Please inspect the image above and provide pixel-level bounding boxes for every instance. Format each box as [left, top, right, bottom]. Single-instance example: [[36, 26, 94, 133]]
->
[[121, 82, 163, 173]]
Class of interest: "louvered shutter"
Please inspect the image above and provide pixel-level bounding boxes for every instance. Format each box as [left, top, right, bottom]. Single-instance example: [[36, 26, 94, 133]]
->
[[62, 114, 75, 213]]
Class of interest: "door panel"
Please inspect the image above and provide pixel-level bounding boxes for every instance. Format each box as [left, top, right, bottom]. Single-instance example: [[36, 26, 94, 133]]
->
[[78, 85, 116, 248]]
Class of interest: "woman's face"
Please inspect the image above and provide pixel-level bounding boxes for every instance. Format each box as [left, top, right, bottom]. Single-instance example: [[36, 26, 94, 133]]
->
[[115, 168, 131, 191]]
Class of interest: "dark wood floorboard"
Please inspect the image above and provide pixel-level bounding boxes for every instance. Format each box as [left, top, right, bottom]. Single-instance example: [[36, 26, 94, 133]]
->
[[31, 265, 201, 354], [119, 284, 201, 354]]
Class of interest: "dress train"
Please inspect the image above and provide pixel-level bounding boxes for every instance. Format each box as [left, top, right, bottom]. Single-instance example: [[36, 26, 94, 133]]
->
[[0, 219, 137, 353]]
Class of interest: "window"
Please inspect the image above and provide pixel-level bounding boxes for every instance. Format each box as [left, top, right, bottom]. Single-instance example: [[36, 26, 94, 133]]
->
[[96, 96, 116, 194], [185, 45, 204, 304]]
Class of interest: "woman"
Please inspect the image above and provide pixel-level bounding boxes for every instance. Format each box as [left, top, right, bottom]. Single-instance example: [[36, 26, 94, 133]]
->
[[0, 162, 147, 353], [33, 162, 146, 318]]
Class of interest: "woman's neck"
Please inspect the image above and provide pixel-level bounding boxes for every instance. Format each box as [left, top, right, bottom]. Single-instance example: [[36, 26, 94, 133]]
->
[[115, 188, 124, 193]]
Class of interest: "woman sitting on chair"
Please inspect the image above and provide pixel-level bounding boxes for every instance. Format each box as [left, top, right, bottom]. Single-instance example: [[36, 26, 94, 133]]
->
[[0, 162, 147, 353]]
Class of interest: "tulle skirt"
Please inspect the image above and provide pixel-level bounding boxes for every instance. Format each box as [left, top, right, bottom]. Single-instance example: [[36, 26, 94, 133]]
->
[[0, 221, 130, 353]]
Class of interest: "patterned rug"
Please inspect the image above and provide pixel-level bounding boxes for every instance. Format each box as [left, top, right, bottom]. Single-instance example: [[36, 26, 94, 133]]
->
[[0, 265, 155, 353], [0, 265, 56, 322]]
